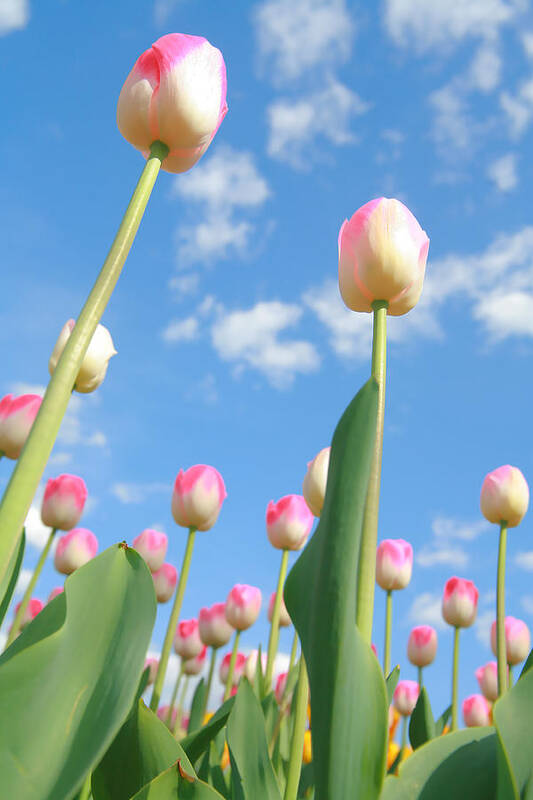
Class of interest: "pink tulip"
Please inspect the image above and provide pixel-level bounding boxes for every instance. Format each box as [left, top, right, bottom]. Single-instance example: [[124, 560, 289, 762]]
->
[[338, 197, 429, 316], [54, 528, 98, 575], [475, 661, 499, 702], [302, 447, 331, 517], [144, 657, 159, 686], [219, 651, 246, 685], [49, 320, 116, 393], [463, 694, 491, 727], [0, 393, 42, 459], [41, 474, 88, 531], [152, 563, 178, 603], [171, 465, 227, 532], [225, 584, 262, 631], [266, 495, 314, 551], [392, 680, 420, 716], [132, 529, 168, 572], [174, 618, 204, 660], [244, 649, 267, 682], [275, 672, 290, 705], [371, 643, 378, 659], [407, 625, 438, 668], [480, 465, 529, 528], [442, 576, 479, 628], [376, 539, 413, 591], [199, 602, 234, 648], [117, 33, 228, 174], [268, 591, 291, 627], [14, 597, 43, 628], [183, 645, 207, 676], [490, 616, 531, 665], [157, 705, 177, 729], [47, 586, 64, 603]]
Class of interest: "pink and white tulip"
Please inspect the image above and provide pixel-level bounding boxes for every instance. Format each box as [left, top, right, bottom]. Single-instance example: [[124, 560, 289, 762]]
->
[[54, 528, 98, 575], [0, 393, 42, 459], [302, 447, 330, 517], [463, 694, 491, 727], [244, 649, 267, 683], [268, 592, 291, 627], [152, 563, 178, 603], [144, 657, 159, 686], [392, 680, 420, 716], [225, 584, 262, 631], [490, 616, 531, 665], [41, 474, 88, 531], [49, 320, 117, 394], [275, 672, 291, 706], [475, 661, 499, 702], [117, 33, 228, 174], [14, 597, 43, 628], [407, 625, 438, 668], [132, 528, 168, 572], [442, 577, 479, 628], [174, 618, 204, 660], [171, 464, 226, 532], [157, 705, 177, 729], [480, 465, 529, 528], [376, 539, 413, 591], [266, 495, 314, 551], [47, 586, 64, 603], [199, 602, 234, 648], [219, 651, 246, 685], [183, 645, 207, 676], [338, 197, 430, 316]]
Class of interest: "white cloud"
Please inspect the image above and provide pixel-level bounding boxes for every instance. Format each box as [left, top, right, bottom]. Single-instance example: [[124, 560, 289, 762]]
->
[[429, 84, 475, 152], [515, 552, 533, 570], [522, 32, 533, 58], [153, 0, 184, 26], [468, 44, 502, 92], [431, 516, 490, 541], [408, 593, 447, 630], [474, 610, 494, 648], [416, 517, 489, 570], [500, 79, 533, 138], [211, 301, 320, 388], [0, 0, 29, 35], [521, 595, 533, 614], [14, 567, 31, 597], [253, 0, 354, 83], [487, 153, 518, 192], [417, 547, 469, 568], [24, 501, 52, 551], [168, 274, 199, 297], [111, 482, 169, 505], [161, 316, 199, 344]]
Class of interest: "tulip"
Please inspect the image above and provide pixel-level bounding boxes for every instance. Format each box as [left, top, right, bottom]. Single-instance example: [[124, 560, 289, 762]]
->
[[0, 394, 42, 460], [244, 649, 267, 684], [268, 591, 291, 627], [376, 538, 413, 677], [491, 616, 531, 670], [49, 320, 116, 394], [117, 33, 228, 174], [41, 474, 88, 531], [152, 563, 178, 603], [463, 694, 491, 727], [219, 651, 246, 685], [171, 465, 226, 532], [132, 528, 168, 573], [225, 584, 262, 632], [442, 576, 478, 731], [475, 661, 499, 703], [174, 618, 204, 660], [144, 657, 159, 686], [302, 447, 330, 517], [157, 704, 177, 730], [182, 645, 207, 676], [54, 528, 98, 575], [266, 495, 314, 551], [393, 680, 420, 717], [13, 597, 43, 629], [480, 465, 529, 528], [47, 586, 64, 603], [275, 671, 288, 705], [199, 602, 234, 648], [407, 625, 438, 687]]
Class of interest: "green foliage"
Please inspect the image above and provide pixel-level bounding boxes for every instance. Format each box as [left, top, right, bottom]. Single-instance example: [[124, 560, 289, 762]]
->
[[181, 697, 235, 763], [434, 706, 452, 737], [285, 379, 388, 800], [409, 688, 436, 750], [493, 662, 533, 798], [189, 678, 207, 734], [0, 528, 24, 627], [386, 666, 400, 705], [129, 760, 225, 799]]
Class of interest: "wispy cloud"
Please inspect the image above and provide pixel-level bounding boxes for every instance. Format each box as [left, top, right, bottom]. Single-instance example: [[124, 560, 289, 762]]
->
[[0, 0, 29, 36], [515, 552, 533, 571], [111, 482, 170, 505], [487, 153, 518, 192], [416, 516, 489, 570], [408, 592, 447, 630]]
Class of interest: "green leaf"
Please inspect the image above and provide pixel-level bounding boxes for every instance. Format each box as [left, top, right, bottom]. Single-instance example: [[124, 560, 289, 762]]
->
[[386, 666, 400, 706], [434, 705, 452, 737], [492, 663, 533, 798], [284, 379, 387, 800], [0, 528, 25, 627], [226, 679, 282, 800], [519, 648, 533, 680], [0, 543, 156, 800], [188, 678, 207, 734], [129, 760, 225, 799], [409, 688, 436, 750], [380, 727, 497, 800], [181, 697, 235, 763]]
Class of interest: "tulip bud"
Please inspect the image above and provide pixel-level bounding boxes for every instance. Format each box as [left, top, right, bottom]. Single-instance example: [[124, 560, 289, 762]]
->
[[41, 474, 88, 531], [244, 649, 267, 683], [392, 680, 419, 716], [54, 528, 98, 575], [157, 705, 177, 729], [14, 597, 43, 629], [475, 661, 499, 702], [462, 694, 491, 727], [183, 645, 207, 676], [376, 539, 413, 591], [174, 618, 204, 660], [152, 563, 178, 603], [49, 320, 117, 394], [275, 671, 290, 706], [199, 602, 234, 648], [490, 616, 531, 665], [338, 197, 430, 316], [219, 651, 246, 685], [144, 657, 159, 686], [171, 464, 226, 532], [132, 529, 168, 572], [47, 586, 64, 603], [0, 393, 42, 459], [442, 576, 479, 628], [117, 33, 228, 174], [480, 465, 529, 528], [266, 495, 314, 551], [225, 584, 262, 631], [268, 591, 291, 627], [407, 625, 438, 668], [302, 447, 330, 517]]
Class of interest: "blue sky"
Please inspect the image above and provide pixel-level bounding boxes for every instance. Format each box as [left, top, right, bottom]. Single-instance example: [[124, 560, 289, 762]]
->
[[2, 0, 533, 719]]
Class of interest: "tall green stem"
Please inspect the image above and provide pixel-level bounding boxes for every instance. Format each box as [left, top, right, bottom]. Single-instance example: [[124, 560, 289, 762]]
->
[[401, 717, 408, 750], [383, 589, 393, 677], [356, 300, 388, 642], [224, 630, 241, 702], [284, 657, 309, 800], [418, 666, 423, 690], [78, 773, 92, 800], [0, 141, 168, 587], [6, 527, 56, 647], [150, 526, 197, 711], [173, 676, 190, 736], [264, 548, 290, 694], [203, 646, 218, 717], [451, 626, 460, 731], [166, 665, 183, 727], [508, 665, 514, 688], [497, 522, 508, 697], [288, 629, 298, 674]]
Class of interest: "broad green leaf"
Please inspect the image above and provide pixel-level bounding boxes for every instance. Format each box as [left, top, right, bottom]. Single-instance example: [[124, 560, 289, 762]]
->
[[519, 648, 533, 679], [493, 663, 533, 798], [0, 543, 156, 800], [409, 688, 436, 750], [434, 705, 451, 737], [284, 379, 387, 800], [380, 727, 497, 800], [0, 528, 25, 627], [188, 678, 207, 734], [129, 760, 225, 799], [386, 666, 400, 705], [298, 763, 314, 798], [227, 679, 282, 800], [262, 692, 281, 743], [181, 697, 234, 763], [197, 741, 230, 799]]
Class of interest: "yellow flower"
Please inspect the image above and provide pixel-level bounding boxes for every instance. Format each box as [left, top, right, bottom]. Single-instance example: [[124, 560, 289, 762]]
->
[[303, 730, 312, 764]]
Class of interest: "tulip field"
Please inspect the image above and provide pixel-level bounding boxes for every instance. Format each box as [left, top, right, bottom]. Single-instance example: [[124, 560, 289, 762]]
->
[[2, 11, 533, 800]]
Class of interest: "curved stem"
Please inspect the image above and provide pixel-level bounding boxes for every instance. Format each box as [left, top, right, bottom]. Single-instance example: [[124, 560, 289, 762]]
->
[[150, 526, 197, 711], [451, 626, 460, 731], [418, 666, 423, 690], [224, 630, 241, 702], [0, 141, 168, 587], [383, 589, 393, 677], [166, 665, 183, 726], [203, 646, 218, 717], [173, 676, 190, 736], [356, 300, 388, 642], [264, 548, 290, 694], [497, 522, 508, 697], [284, 657, 309, 800]]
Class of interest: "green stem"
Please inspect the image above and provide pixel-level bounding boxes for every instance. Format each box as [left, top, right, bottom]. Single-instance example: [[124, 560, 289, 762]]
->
[[288, 629, 298, 674], [223, 630, 241, 702], [150, 526, 197, 711], [418, 666, 423, 690], [173, 676, 190, 736], [166, 665, 183, 727], [383, 589, 393, 677], [284, 657, 309, 800], [401, 716, 407, 750], [497, 522, 508, 697], [203, 646, 218, 717], [508, 665, 514, 688], [6, 527, 57, 647], [0, 141, 168, 588], [264, 548, 290, 694], [78, 773, 92, 800], [451, 626, 460, 731], [356, 300, 388, 642]]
